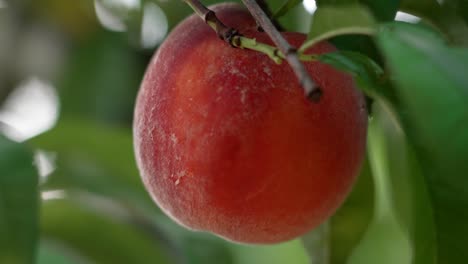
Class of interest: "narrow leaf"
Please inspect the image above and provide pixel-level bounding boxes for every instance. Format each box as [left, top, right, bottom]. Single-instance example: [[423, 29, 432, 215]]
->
[[272, 0, 302, 19], [0, 135, 39, 264], [317, 0, 399, 22], [300, 4, 376, 52]]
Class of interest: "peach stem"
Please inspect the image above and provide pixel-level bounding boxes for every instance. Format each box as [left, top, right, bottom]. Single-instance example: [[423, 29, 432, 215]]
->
[[241, 0, 322, 102], [184, 0, 321, 101]]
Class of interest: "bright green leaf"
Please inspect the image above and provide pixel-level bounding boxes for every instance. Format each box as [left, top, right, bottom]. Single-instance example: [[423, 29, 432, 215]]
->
[[352, 101, 436, 264], [300, 4, 376, 52], [377, 22, 468, 263], [0, 135, 39, 264], [230, 239, 309, 264], [349, 102, 413, 264]]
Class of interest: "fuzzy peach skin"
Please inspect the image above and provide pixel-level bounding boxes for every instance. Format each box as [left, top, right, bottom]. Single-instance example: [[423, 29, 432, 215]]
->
[[133, 3, 367, 244]]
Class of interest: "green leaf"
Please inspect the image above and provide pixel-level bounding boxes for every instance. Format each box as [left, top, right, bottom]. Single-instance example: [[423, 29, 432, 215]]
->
[[377, 22, 468, 263], [400, 0, 468, 46], [349, 102, 413, 264], [29, 119, 153, 209], [455, 0, 468, 24], [376, 103, 436, 264], [317, 0, 400, 22], [328, 159, 374, 264], [300, 4, 376, 52], [359, 0, 400, 22], [181, 233, 235, 264], [230, 239, 309, 264], [37, 240, 81, 264], [316, 0, 359, 5], [317, 51, 386, 97], [0, 135, 39, 264], [272, 0, 302, 19], [298, 155, 375, 264], [301, 222, 329, 264], [31, 120, 240, 264], [275, 1, 313, 33], [350, 101, 436, 264], [41, 197, 173, 264], [58, 30, 144, 125], [300, 158, 374, 264]]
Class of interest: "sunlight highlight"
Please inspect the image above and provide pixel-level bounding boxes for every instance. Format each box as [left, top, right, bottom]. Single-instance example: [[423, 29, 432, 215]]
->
[[0, 77, 59, 142], [94, 0, 141, 32], [34, 149, 57, 183], [41, 190, 67, 200], [303, 0, 317, 14], [94, 0, 127, 31], [141, 2, 168, 48], [395, 11, 421, 23]]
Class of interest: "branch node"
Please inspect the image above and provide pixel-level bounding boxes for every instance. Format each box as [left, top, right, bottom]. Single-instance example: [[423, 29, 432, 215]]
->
[[224, 28, 240, 47], [286, 47, 297, 55], [307, 88, 323, 102]]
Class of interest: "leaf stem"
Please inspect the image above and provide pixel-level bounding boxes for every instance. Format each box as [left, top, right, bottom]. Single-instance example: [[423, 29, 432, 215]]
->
[[241, 0, 322, 101], [184, 0, 321, 101], [183, 0, 238, 43], [232, 36, 283, 63]]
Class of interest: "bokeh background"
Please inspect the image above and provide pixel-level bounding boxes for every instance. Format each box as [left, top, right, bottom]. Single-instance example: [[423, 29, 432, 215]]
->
[[0, 1, 318, 263], [0, 0, 432, 263]]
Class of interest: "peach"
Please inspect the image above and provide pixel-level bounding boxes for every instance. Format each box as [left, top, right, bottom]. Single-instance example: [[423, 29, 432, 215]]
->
[[133, 3, 367, 244]]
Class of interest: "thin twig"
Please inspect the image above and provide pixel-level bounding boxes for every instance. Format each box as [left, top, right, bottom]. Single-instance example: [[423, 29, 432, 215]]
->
[[183, 0, 284, 62], [183, 0, 238, 44], [241, 0, 322, 101], [183, 0, 321, 101]]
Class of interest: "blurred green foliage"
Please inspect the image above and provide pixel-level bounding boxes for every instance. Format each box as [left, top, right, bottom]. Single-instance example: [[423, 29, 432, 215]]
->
[[0, 136, 38, 264], [0, 0, 467, 263]]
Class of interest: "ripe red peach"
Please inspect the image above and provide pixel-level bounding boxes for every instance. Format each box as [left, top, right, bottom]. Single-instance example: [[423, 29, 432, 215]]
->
[[133, 3, 367, 244]]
